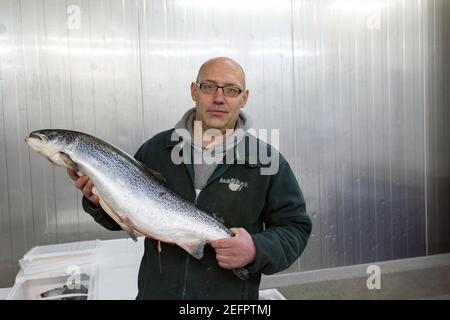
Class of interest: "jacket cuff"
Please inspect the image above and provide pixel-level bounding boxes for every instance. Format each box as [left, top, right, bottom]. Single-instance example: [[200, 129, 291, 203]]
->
[[82, 196, 122, 231], [245, 233, 265, 274], [82, 196, 102, 214], [82, 196, 108, 223]]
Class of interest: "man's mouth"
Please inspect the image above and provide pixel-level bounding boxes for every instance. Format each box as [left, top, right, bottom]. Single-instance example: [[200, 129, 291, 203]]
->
[[208, 109, 227, 116]]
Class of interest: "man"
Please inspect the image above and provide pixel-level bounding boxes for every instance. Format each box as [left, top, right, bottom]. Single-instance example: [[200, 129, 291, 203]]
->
[[68, 57, 312, 299]]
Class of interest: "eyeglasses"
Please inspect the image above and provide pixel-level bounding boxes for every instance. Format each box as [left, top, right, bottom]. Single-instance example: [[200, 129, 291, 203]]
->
[[196, 82, 243, 97]]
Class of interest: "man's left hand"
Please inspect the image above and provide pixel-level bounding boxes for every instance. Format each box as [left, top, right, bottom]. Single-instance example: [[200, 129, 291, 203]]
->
[[210, 228, 256, 269]]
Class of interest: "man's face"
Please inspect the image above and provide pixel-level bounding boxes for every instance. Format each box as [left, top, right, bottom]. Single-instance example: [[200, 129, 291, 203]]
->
[[191, 59, 249, 133]]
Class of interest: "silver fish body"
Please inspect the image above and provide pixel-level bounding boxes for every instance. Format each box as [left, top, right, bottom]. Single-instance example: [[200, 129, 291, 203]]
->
[[25, 129, 248, 280]]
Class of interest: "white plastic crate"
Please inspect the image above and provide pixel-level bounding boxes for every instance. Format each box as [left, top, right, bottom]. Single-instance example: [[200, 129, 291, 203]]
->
[[8, 237, 144, 300], [0, 288, 11, 300], [19, 240, 98, 276], [7, 264, 98, 300]]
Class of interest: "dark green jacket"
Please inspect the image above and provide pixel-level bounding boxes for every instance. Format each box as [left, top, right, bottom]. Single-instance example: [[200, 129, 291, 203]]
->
[[83, 128, 312, 300]]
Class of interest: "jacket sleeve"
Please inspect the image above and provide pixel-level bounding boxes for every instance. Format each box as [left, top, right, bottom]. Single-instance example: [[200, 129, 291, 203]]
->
[[246, 159, 312, 275], [82, 196, 122, 231], [82, 146, 145, 231]]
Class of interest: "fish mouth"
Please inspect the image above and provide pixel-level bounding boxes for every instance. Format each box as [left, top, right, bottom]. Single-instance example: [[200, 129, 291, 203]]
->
[[25, 132, 48, 151], [30, 132, 46, 141], [26, 132, 47, 143]]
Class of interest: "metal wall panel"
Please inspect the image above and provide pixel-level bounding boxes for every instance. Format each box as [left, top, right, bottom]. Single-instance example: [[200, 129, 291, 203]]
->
[[426, 0, 450, 255], [0, 0, 448, 287], [291, 0, 441, 270], [0, 0, 146, 287], [0, 0, 36, 287]]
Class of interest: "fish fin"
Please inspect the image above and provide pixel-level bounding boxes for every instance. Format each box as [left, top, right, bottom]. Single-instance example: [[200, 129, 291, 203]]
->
[[58, 152, 79, 172], [122, 216, 154, 240], [212, 213, 225, 224], [177, 240, 206, 259], [158, 241, 162, 274], [94, 191, 142, 241], [233, 268, 249, 280], [157, 241, 162, 253], [120, 215, 162, 241], [147, 168, 167, 184]]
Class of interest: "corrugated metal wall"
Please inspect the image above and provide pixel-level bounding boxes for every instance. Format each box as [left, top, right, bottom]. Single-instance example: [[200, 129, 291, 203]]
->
[[426, 0, 450, 256], [0, 0, 448, 287]]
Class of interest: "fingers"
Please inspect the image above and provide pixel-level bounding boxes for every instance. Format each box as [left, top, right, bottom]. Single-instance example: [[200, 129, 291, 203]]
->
[[213, 227, 256, 269], [210, 228, 244, 249], [82, 179, 94, 197], [216, 252, 234, 269], [67, 168, 79, 181], [67, 168, 89, 192], [68, 170, 99, 206], [74, 175, 88, 190], [217, 261, 233, 269], [210, 236, 236, 269], [214, 247, 234, 256], [88, 194, 99, 206], [216, 254, 240, 269], [210, 238, 233, 249], [212, 234, 238, 269], [81, 179, 99, 206]]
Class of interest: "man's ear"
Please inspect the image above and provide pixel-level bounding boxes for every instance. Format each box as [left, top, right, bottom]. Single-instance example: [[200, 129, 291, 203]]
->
[[241, 89, 249, 108], [190, 82, 197, 101]]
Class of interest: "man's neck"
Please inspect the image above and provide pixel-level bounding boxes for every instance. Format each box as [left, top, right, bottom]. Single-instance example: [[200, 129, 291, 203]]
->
[[193, 122, 236, 149], [202, 127, 236, 148]]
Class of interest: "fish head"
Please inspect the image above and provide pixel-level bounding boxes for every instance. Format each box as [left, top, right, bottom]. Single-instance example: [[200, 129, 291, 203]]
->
[[25, 129, 79, 168]]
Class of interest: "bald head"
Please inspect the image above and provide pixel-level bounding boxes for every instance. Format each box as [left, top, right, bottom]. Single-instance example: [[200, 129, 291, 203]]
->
[[196, 57, 246, 90]]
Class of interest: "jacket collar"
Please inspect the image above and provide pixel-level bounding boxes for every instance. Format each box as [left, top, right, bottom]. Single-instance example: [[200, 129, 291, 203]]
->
[[165, 128, 182, 147]]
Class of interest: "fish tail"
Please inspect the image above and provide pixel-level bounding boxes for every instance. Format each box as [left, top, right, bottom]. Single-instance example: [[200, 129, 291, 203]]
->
[[233, 267, 249, 280]]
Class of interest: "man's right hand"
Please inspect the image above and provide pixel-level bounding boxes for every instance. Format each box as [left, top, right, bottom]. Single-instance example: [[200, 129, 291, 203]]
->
[[67, 169, 100, 207]]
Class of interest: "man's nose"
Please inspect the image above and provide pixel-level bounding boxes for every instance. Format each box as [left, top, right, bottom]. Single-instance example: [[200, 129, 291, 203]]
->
[[213, 88, 225, 103]]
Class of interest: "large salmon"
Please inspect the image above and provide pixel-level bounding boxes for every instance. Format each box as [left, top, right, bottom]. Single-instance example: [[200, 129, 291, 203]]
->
[[25, 129, 249, 280]]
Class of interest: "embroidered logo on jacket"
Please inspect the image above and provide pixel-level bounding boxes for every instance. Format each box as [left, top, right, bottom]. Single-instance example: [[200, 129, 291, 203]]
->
[[219, 178, 248, 192]]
